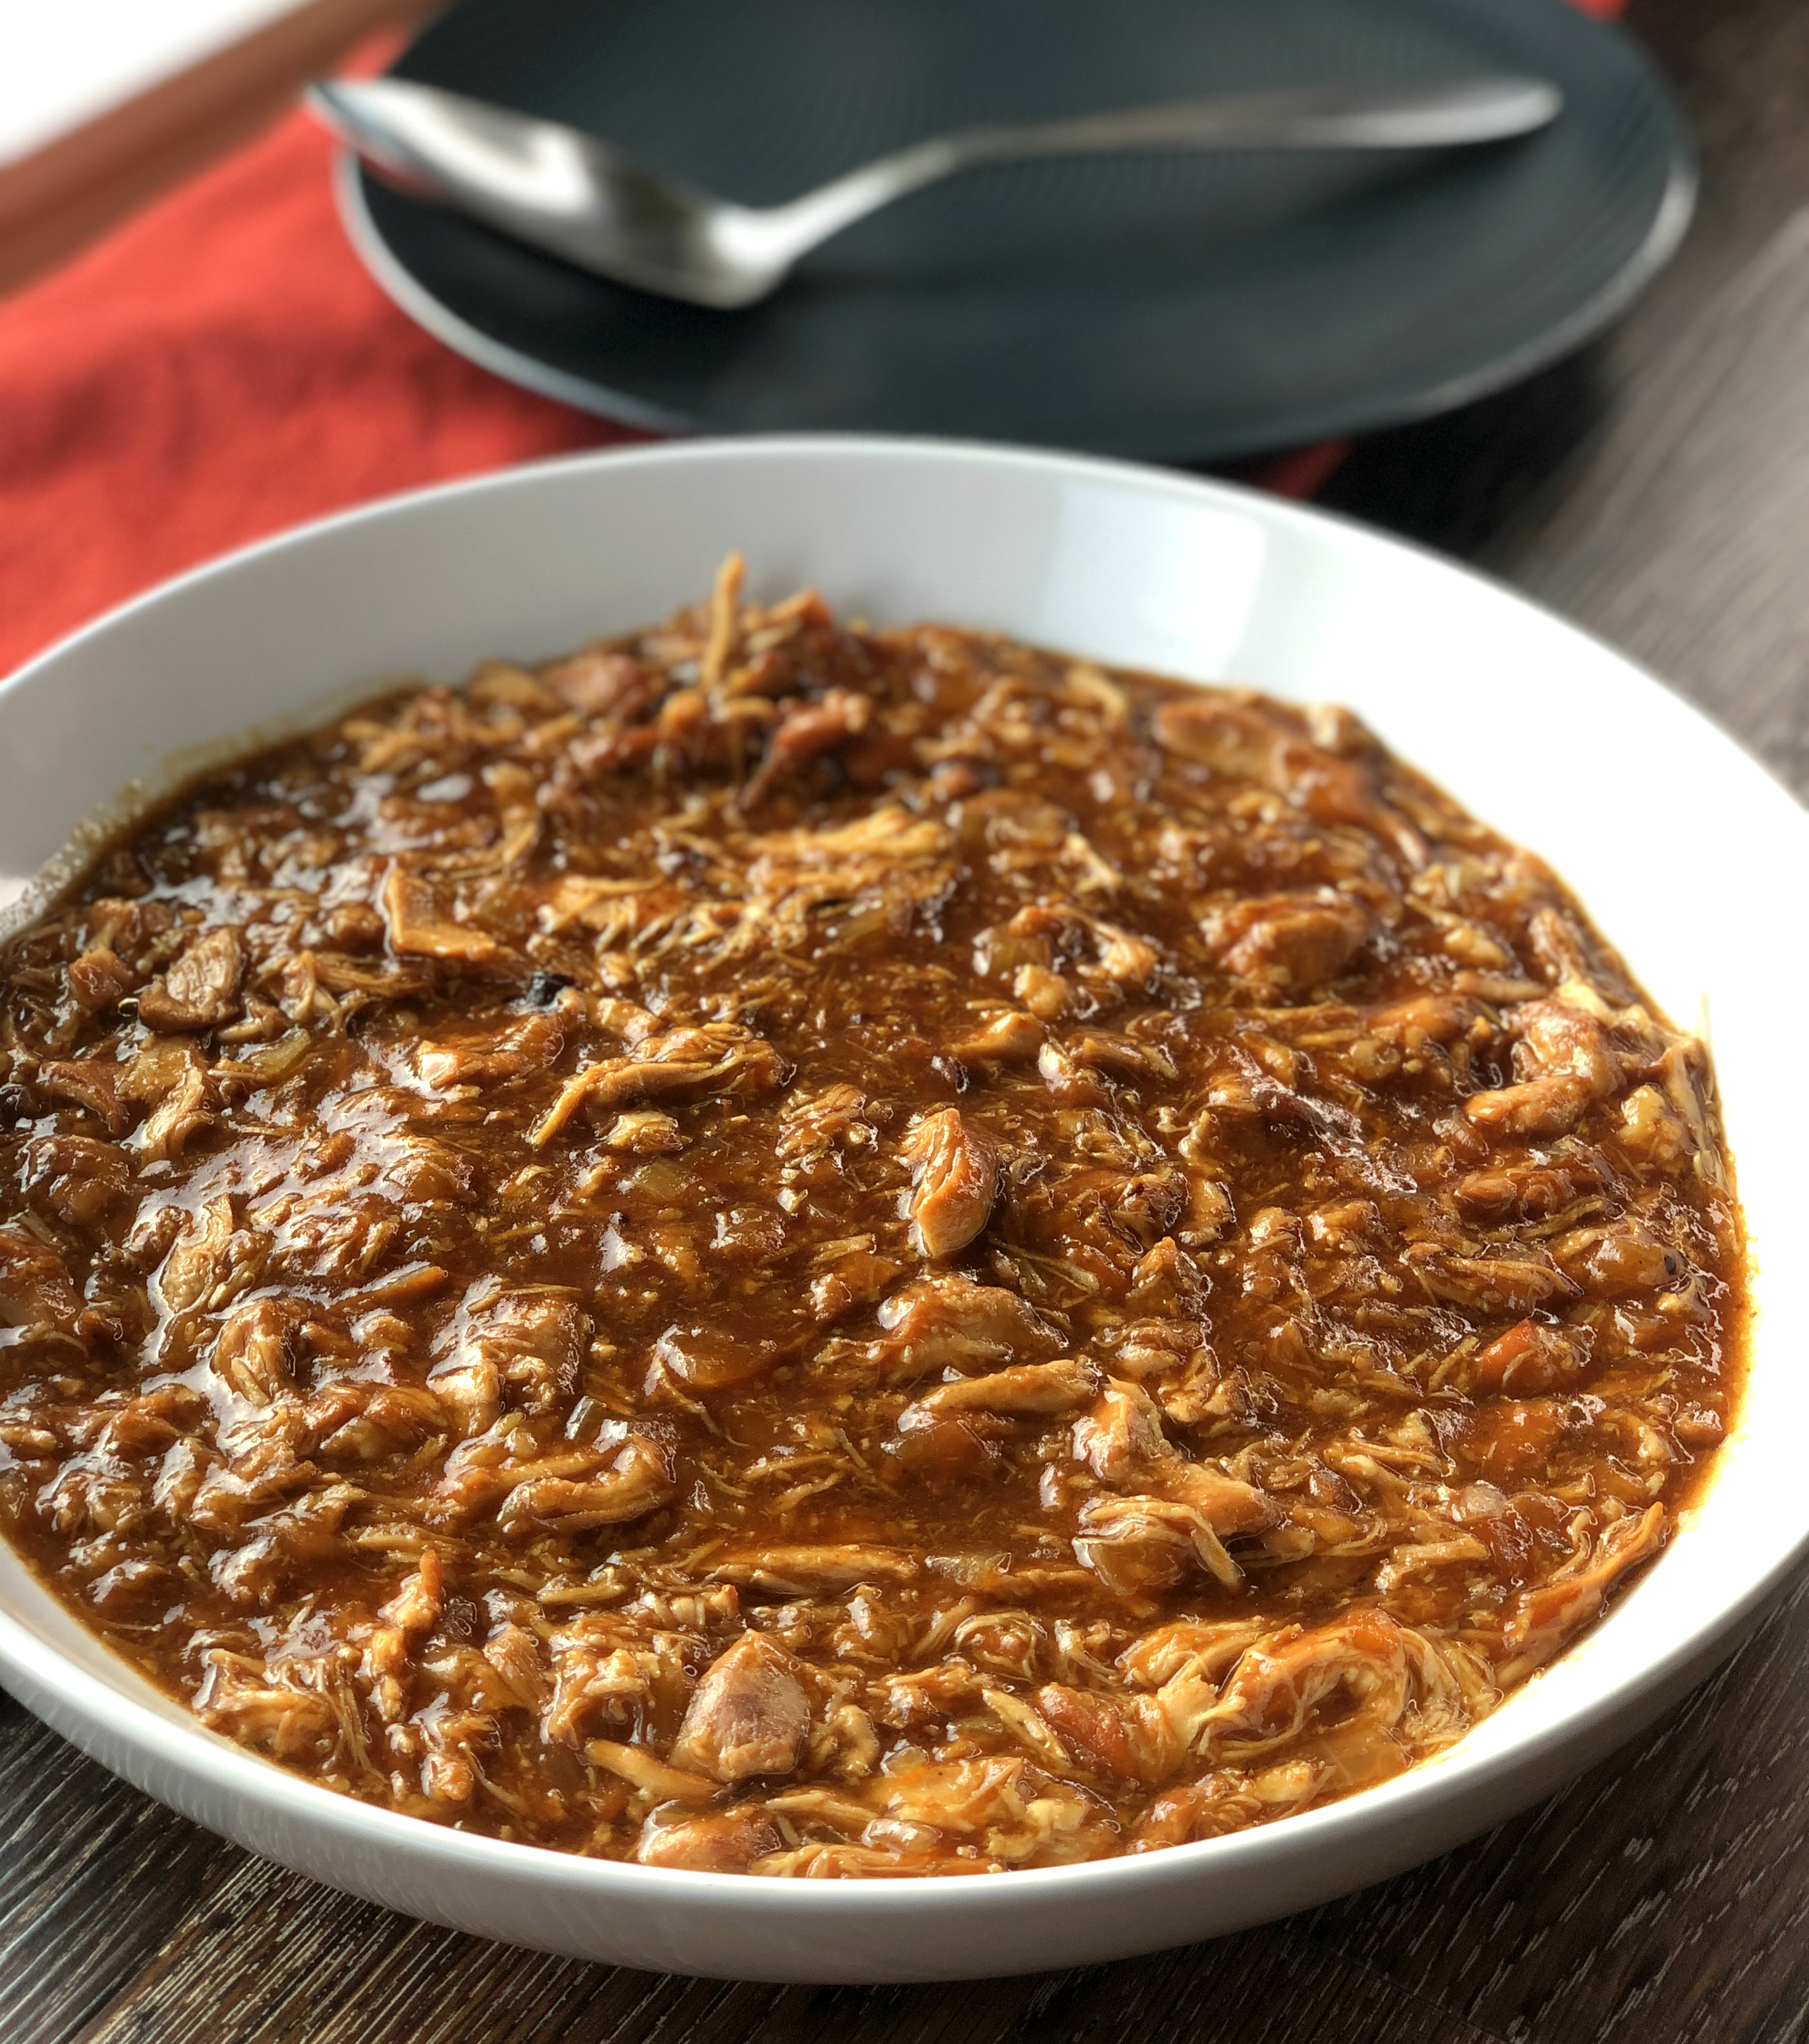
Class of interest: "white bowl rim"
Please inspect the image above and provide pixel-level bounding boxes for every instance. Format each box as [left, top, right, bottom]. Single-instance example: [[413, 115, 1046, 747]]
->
[[1, 429, 1803, 1922]]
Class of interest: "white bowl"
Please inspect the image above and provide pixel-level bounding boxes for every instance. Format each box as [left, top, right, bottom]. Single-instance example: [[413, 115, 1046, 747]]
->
[[0, 437, 1803, 1983]]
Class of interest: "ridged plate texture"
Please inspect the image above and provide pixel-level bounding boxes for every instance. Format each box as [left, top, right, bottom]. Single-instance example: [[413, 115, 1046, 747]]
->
[[344, 0, 1692, 459]]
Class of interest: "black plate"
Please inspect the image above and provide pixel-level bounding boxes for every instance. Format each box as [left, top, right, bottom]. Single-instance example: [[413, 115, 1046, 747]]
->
[[340, 0, 1692, 461]]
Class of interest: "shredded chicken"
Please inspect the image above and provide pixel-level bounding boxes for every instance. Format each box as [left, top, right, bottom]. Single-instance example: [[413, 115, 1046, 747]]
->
[[0, 566, 1740, 1878]]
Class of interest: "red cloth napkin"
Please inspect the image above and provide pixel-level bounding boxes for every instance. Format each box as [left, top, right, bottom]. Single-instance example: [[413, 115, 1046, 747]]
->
[[0, 2, 1625, 679], [0, 101, 632, 679]]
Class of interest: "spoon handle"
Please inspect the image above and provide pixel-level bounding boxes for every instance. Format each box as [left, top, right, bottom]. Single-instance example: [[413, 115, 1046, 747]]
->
[[761, 77, 1561, 258]]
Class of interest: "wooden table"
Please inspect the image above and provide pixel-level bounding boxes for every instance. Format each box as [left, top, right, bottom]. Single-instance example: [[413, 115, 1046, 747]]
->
[[7, 0, 1809, 2034]]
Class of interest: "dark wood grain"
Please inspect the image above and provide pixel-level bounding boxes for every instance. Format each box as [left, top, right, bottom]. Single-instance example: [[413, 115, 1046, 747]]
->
[[1311, 1574, 1809, 2044], [6, 0, 1809, 2036], [68, 1866, 1508, 2044], [1501, 203, 1809, 796], [0, 1702, 235, 2041], [1325, 0, 1809, 560]]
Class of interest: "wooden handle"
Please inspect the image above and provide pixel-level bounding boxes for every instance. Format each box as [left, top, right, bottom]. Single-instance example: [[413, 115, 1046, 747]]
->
[[0, 0, 437, 296]]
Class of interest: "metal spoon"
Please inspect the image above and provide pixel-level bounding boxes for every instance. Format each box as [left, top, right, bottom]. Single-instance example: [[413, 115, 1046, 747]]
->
[[311, 74, 1561, 311]]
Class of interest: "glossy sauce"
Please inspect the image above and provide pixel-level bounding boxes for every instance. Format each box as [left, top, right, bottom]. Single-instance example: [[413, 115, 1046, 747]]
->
[[0, 564, 1742, 1874]]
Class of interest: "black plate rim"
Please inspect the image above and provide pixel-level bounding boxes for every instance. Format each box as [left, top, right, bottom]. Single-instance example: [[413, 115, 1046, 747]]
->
[[335, 154, 698, 436], [333, 31, 1698, 461]]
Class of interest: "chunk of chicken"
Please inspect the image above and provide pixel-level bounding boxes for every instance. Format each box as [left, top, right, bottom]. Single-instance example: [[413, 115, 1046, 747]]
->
[[138, 927, 246, 1032], [1518, 997, 1623, 1094], [35, 1056, 133, 1136], [1070, 1380, 1275, 1549], [21, 1135, 132, 1227], [1116, 1617, 1275, 1692], [634, 1808, 786, 1872], [541, 647, 661, 718], [379, 1547, 445, 1632], [603, 1108, 685, 1155], [649, 1321, 780, 1393], [865, 1275, 1066, 1382], [0, 1224, 84, 1337], [899, 1107, 1000, 1260], [1501, 1504, 1666, 1675], [1072, 1379, 1169, 1485], [1195, 1611, 1487, 1795], [1033, 1682, 1163, 1782], [536, 1620, 650, 1745], [448, 1288, 590, 1414], [1550, 1220, 1677, 1298], [1204, 892, 1373, 993], [899, 1358, 1095, 1429], [704, 805, 958, 961], [1153, 694, 1278, 774], [532, 1021, 785, 1145], [1363, 991, 1480, 1047], [1403, 1242, 1579, 1316], [1034, 1626, 1263, 1786], [416, 1011, 565, 1088], [379, 866, 502, 964], [776, 1082, 871, 1161], [1657, 1041, 1727, 1188], [1063, 1033, 1179, 1084], [156, 1196, 254, 1315], [1465, 994, 1625, 1139], [497, 1435, 674, 1534], [990, 902, 1159, 991], [947, 1011, 1045, 1066], [124, 1034, 217, 1160], [1127, 1775, 1267, 1848], [1125, 1235, 1211, 1315], [1452, 1145, 1610, 1223], [858, 1754, 1116, 1866], [669, 1632, 811, 1783], [66, 947, 138, 1012], [1167, 1463, 1278, 1535], [742, 687, 873, 806], [1074, 1494, 1243, 1595], [195, 1655, 342, 1761], [1199, 1611, 1412, 1759], [706, 1545, 916, 1597], [1463, 1073, 1594, 1140], [211, 1297, 294, 1404], [1461, 1319, 1588, 1398], [587, 1738, 716, 1803], [1617, 1083, 1693, 1170]]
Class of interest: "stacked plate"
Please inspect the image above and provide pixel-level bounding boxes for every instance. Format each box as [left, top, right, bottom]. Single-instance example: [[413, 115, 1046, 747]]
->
[[339, 0, 1692, 461]]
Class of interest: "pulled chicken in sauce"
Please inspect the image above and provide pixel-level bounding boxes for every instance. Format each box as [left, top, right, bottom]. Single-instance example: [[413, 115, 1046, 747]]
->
[[0, 560, 1742, 1875]]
